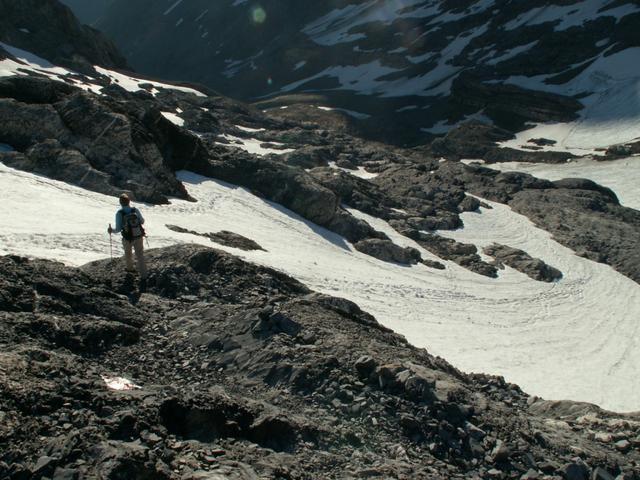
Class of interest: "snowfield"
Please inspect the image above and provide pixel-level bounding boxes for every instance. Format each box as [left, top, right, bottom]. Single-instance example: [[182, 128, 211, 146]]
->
[[1, 163, 639, 412]]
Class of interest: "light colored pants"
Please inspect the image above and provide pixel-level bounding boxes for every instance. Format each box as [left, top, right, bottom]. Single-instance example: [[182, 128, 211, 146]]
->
[[122, 237, 147, 278]]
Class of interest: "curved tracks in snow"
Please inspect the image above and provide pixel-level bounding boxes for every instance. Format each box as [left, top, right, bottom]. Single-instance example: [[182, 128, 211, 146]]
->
[[1, 164, 639, 412]]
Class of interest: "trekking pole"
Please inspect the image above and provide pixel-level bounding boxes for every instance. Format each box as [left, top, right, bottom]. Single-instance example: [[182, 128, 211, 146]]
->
[[108, 224, 113, 261]]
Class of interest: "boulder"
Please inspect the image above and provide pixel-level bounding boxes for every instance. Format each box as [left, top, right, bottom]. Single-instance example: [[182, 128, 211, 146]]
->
[[484, 243, 563, 282], [353, 238, 422, 265]]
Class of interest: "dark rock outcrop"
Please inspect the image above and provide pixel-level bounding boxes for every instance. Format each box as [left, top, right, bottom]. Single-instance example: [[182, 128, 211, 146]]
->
[[353, 238, 422, 265], [166, 224, 265, 251], [450, 75, 583, 129], [0, 86, 191, 203], [0, 0, 128, 72], [484, 243, 563, 282], [430, 121, 576, 163], [404, 230, 498, 278]]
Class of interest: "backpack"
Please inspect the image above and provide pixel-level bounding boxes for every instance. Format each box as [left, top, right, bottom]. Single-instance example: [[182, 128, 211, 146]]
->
[[120, 208, 145, 240]]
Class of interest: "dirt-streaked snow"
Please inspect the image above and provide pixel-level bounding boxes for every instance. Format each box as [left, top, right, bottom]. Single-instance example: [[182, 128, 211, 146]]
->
[[1, 163, 638, 412]]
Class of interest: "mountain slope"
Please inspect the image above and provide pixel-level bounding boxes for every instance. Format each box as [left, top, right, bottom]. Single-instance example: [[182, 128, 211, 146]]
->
[[2, 245, 639, 479], [58, 0, 114, 25], [92, 0, 640, 145], [2, 0, 640, 415]]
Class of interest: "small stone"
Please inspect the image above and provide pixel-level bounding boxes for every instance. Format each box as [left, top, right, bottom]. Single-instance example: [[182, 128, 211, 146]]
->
[[33, 456, 56, 475], [468, 437, 484, 458], [561, 462, 588, 480], [490, 440, 510, 463], [520, 469, 540, 480], [594, 432, 612, 443], [354, 356, 377, 378], [399, 414, 421, 433], [146, 433, 162, 444], [465, 421, 486, 440], [592, 467, 615, 480], [52, 468, 79, 480], [614, 439, 631, 452]]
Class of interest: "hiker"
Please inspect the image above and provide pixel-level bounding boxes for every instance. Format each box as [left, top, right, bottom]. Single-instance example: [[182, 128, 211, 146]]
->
[[107, 193, 147, 279]]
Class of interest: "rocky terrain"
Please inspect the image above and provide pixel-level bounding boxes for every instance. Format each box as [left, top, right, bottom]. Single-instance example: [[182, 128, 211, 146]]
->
[[2, 245, 639, 479]]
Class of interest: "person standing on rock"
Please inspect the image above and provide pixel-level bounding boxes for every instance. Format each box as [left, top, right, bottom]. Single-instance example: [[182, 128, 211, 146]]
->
[[107, 193, 147, 279]]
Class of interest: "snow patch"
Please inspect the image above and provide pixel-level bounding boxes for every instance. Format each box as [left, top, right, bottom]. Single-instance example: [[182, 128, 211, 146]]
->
[[0, 43, 206, 99], [485, 41, 538, 65], [217, 134, 294, 156], [0, 43, 103, 94], [396, 105, 418, 113], [235, 125, 266, 133], [279, 61, 401, 96], [163, 0, 183, 16], [161, 111, 185, 127], [194, 9, 209, 21], [102, 375, 141, 391], [328, 161, 379, 179], [94, 66, 206, 97], [505, 3, 640, 32]]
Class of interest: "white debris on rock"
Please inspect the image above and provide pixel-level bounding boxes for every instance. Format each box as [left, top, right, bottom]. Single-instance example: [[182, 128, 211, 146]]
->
[[101, 375, 142, 391]]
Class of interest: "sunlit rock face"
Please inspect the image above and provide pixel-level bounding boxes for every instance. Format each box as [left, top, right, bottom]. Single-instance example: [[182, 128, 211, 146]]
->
[[88, 0, 640, 144]]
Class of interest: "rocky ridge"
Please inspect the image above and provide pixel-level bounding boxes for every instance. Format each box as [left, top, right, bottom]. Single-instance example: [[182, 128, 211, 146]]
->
[[0, 0, 127, 73], [1, 245, 639, 479]]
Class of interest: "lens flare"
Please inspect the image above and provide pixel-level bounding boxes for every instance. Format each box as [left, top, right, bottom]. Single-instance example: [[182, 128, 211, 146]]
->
[[252, 6, 267, 24]]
